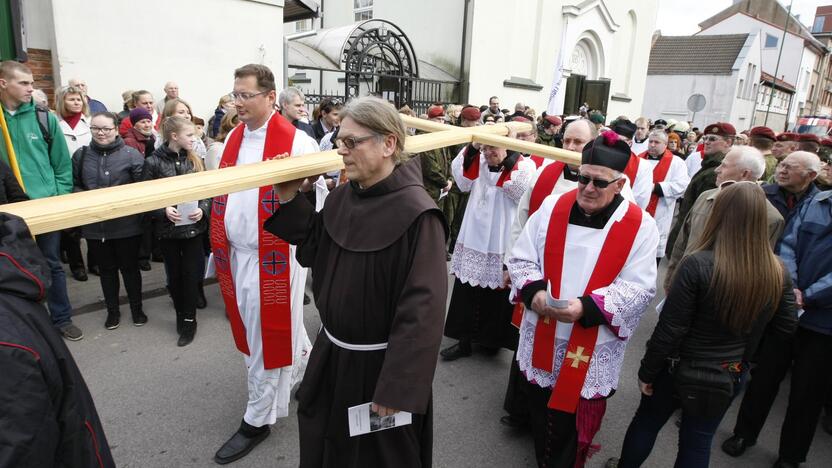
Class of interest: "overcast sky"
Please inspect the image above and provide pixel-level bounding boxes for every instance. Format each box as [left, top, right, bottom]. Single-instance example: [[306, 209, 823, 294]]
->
[[655, 0, 827, 35]]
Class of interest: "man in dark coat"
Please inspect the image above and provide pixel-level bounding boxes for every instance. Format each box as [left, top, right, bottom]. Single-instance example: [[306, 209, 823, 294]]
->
[[762, 151, 821, 228], [0, 212, 114, 468], [268, 96, 448, 467]]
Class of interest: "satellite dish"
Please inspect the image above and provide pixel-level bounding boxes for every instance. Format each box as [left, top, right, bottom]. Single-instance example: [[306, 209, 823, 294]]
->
[[687, 94, 706, 113]]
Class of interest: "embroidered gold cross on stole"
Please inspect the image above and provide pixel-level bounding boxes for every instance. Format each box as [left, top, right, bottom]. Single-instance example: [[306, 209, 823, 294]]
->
[[566, 346, 590, 368]]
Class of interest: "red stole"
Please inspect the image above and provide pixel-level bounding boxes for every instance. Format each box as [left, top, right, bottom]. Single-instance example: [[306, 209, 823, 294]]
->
[[623, 153, 640, 188], [530, 154, 546, 168], [464, 152, 524, 187], [528, 161, 567, 217], [531, 189, 642, 413], [640, 150, 674, 217], [210, 113, 297, 370]]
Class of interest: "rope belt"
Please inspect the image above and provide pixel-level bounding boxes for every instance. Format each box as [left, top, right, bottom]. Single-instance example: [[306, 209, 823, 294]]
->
[[324, 327, 388, 351]]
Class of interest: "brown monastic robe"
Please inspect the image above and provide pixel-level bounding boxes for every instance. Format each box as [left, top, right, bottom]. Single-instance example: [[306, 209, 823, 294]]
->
[[264, 157, 448, 468]]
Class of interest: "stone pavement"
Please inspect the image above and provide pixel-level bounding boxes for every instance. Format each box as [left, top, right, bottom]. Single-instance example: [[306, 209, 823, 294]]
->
[[62, 263, 831, 467]]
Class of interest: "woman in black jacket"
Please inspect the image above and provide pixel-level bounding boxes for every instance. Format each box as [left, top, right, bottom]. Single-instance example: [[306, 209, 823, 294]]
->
[[73, 112, 146, 330], [142, 116, 209, 346], [608, 182, 798, 468]]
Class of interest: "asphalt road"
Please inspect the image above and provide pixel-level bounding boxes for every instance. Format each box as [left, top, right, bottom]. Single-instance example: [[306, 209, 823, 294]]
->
[[62, 263, 831, 467]]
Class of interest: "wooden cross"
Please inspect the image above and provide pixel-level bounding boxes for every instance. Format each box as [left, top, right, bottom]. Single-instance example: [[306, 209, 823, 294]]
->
[[566, 346, 590, 369], [1, 114, 581, 235]]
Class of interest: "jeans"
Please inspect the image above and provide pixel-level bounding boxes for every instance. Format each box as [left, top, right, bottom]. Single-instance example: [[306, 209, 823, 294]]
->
[[87, 236, 142, 315], [35, 231, 74, 327], [617, 366, 745, 468]]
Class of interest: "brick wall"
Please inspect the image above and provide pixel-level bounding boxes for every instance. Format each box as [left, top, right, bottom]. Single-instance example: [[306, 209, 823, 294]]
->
[[25, 48, 55, 107]]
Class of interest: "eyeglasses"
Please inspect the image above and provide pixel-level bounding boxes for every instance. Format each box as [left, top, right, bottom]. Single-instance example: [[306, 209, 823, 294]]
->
[[90, 126, 115, 133], [335, 134, 377, 149], [577, 174, 621, 188], [777, 162, 803, 172], [228, 91, 268, 102], [703, 135, 723, 142]]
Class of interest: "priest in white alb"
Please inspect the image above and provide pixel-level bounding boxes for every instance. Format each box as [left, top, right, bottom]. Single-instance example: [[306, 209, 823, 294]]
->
[[210, 64, 319, 465], [507, 131, 659, 468], [637, 129, 690, 263]]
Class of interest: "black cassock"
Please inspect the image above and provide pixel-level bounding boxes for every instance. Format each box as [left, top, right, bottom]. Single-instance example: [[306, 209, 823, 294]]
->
[[265, 158, 448, 468]]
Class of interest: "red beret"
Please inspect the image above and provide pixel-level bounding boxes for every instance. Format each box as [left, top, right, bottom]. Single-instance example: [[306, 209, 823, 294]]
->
[[748, 126, 776, 141], [427, 105, 444, 119], [822, 138, 832, 147], [797, 133, 820, 144], [511, 116, 531, 123], [776, 132, 799, 142], [460, 106, 481, 122], [545, 115, 562, 126], [703, 122, 736, 138]]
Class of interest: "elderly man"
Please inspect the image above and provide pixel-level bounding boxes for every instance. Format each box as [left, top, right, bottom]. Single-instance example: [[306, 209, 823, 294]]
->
[[278, 87, 315, 139], [638, 130, 690, 263], [630, 117, 650, 155], [665, 146, 783, 290], [667, 122, 734, 259], [748, 126, 777, 180], [537, 115, 563, 148], [441, 121, 536, 361], [155, 81, 179, 114], [210, 64, 319, 464], [68, 78, 107, 113], [763, 151, 821, 226], [269, 96, 448, 467], [772, 132, 799, 163], [508, 132, 658, 468]]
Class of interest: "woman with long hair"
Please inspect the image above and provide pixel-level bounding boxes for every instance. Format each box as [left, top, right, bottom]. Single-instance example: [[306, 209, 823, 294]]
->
[[608, 182, 798, 468], [157, 98, 208, 160], [205, 109, 238, 171], [142, 116, 210, 346]]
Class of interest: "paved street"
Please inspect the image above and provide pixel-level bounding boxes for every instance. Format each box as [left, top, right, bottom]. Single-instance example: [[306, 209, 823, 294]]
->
[[62, 263, 832, 467]]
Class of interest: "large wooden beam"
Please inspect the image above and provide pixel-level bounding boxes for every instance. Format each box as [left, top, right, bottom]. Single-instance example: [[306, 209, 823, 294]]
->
[[471, 133, 582, 166], [1, 118, 533, 235]]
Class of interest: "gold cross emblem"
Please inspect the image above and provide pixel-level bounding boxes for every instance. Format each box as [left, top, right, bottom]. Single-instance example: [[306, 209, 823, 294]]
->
[[566, 346, 590, 369], [543, 317, 551, 324]]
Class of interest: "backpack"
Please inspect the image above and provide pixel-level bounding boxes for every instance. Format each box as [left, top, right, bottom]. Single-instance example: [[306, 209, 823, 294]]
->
[[34, 104, 52, 151]]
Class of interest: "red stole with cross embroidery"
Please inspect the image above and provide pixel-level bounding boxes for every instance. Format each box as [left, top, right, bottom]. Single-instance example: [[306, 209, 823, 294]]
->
[[531, 189, 642, 413], [639, 149, 674, 217], [210, 113, 296, 370]]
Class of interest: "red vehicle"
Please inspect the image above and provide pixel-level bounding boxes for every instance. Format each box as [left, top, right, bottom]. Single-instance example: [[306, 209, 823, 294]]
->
[[795, 116, 832, 136]]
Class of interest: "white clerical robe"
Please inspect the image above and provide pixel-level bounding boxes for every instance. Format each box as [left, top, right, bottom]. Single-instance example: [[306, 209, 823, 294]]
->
[[631, 137, 648, 156], [450, 146, 535, 289], [223, 119, 320, 426], [507, 193, 658, 398], [643, 154, 690, 257]]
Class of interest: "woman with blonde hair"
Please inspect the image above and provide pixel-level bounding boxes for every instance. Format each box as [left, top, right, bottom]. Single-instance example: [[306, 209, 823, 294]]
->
[[157, 98, 208, 159], [142, 116, 210, 346], [609, 182, 797, 468]]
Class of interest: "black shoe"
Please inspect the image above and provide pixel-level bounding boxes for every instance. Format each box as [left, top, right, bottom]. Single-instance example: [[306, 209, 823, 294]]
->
[[139, 260, 151, 271], [499, 415, 529, 429], [177, 320, 196, 347], [196, 287, 207, 309], [88, 265, 100, 276], [772, 460, 800, 468], [132, 310, 148, 327], [71, 268, 88, 281], [721, 435, 755, 457], [105, 312, 120, 330], [303, 293, 311, 305], [440, 341, 472, 361], [214, 427, 270, 465]]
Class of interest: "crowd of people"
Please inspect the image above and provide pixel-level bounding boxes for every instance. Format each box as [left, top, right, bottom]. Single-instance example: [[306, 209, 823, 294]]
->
[[1, 57, 831, 468]]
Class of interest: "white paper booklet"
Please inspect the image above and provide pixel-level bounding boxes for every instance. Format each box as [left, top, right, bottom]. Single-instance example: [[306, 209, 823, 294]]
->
[[347, 402, 412, 437], [175, 200, 199, 226]]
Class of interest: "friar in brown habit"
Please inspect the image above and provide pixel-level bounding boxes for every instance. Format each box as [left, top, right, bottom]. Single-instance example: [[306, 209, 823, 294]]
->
[[267, 96, 448, 468]]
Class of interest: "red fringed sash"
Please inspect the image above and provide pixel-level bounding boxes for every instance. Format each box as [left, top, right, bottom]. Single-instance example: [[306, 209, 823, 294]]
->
[[210, 113, 297, 369]]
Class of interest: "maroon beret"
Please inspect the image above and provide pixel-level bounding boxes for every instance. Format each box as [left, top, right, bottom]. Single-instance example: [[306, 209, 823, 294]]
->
[[748, 126, 776, 141], [703, 122, 736, 138], [427, 105, 444, 119], [544, 115, 562, 126], [511, 116, 531, 123], [797, 133, 820, 144], [776, 132, 799, 142], [460, 106, 481, 122]]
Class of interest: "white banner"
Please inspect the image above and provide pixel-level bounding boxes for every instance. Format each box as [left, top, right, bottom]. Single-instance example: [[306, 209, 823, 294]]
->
[[546, 27, 569, 116]]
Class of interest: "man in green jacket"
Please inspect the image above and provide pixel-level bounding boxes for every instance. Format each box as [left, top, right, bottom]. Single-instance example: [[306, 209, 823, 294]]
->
[[666, 121, 734, 259], [0, 61, 81, 341]]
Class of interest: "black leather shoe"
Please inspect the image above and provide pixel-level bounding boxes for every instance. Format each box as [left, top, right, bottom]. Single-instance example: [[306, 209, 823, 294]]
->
[[139, 260, 151, 271], [440, 341, 472, 361], [721, 435, 755, 457], [132, 310, 148, 327], [105, 313, 120, 330], [214, 428, 270, 465], [71, 268, 88, 282], [88, 265, 100, 276], [178, 320, 196, 346], [499, 415, 529, 429], [772, 459, 800, 468]]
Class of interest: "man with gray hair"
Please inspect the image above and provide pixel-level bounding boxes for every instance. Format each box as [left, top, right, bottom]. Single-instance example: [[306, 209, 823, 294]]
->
[[665, 145, 783, 291], [278, 86, 315, 138], [763, 151, 821, 226], [155, 81, 179, 114]]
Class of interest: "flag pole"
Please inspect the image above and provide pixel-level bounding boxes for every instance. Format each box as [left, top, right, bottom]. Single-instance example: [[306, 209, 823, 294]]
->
[[0, 102, 26, 191]]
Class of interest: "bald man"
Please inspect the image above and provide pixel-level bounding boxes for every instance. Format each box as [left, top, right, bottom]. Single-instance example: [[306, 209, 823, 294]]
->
[[155, 81, 179, 114]]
